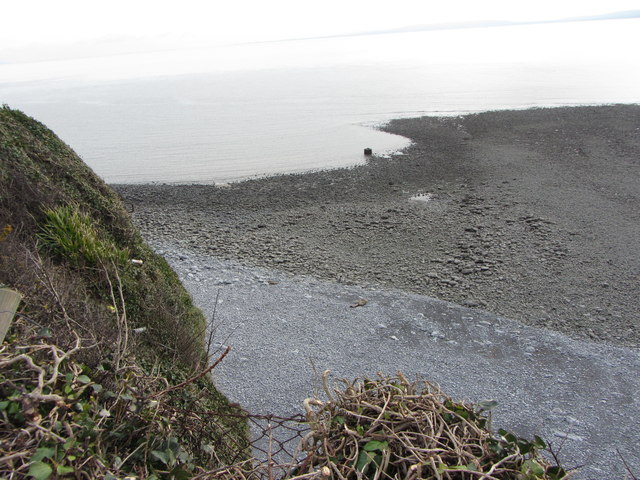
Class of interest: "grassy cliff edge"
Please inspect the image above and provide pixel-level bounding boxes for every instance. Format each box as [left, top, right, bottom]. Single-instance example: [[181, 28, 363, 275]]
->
[[0, 106, 248, 478]]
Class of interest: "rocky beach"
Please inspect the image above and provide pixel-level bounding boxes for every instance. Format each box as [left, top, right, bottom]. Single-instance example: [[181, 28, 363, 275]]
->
[[114, 104, 640, 348], [112, 105, 640, 478]]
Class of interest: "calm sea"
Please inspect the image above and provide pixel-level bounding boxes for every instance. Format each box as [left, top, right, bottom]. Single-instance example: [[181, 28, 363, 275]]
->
[[1, 19, 639, 184]]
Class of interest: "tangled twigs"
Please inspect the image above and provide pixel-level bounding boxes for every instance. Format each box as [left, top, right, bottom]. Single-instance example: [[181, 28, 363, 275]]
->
[[150, 345, 231, 399], [293, 373, 567, 480], [0, 334, 86, 476], [0, 334, 81, 406], [27, 248, 71, 324]]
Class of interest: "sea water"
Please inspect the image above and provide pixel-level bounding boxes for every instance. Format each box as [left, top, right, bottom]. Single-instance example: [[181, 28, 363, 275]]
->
[[1, 19, 639, 184]]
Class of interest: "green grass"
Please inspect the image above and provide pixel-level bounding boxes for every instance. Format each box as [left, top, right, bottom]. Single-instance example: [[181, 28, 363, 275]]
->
[[37, 205, 129, 267], [0, 104, 209, 367]]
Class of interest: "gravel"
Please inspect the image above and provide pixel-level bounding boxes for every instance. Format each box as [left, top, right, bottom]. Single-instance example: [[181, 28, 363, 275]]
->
[[153, 244, 640, 479]]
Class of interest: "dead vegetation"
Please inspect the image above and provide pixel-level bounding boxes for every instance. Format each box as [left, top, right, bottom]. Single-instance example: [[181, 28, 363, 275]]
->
[[297, 373, 567, 479], [0, 313, 249, 479], [208, 373, 569, 480]]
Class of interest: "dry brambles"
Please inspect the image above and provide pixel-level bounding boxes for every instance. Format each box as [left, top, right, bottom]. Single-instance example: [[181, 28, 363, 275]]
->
[[210, 372, 567, 480]]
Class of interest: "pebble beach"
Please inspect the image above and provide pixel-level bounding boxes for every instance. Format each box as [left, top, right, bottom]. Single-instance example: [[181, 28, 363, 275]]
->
[[114, 104, 640, 348]]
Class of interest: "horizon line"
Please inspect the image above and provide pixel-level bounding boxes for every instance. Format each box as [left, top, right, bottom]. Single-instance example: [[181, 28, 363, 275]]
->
[[250, 9, 640, 45]]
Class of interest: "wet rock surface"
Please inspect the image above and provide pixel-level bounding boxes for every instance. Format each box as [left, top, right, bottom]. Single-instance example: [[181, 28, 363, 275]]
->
[[114, 105, 640, 348]]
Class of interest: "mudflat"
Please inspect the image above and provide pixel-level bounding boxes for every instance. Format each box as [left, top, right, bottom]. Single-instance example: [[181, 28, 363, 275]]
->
[[113, 104, 640, 348]]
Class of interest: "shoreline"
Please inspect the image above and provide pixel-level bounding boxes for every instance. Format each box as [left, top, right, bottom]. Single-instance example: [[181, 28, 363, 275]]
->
[[107, 103, 631, 187], [113, 104, 640, 348]]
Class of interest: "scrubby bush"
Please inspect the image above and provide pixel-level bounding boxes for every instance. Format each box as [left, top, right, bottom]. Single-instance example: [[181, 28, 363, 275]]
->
[[297, 373, 568, 480]]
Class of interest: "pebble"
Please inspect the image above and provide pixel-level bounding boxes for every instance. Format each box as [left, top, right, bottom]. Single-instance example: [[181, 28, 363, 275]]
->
[[553, 431, 584, 442]]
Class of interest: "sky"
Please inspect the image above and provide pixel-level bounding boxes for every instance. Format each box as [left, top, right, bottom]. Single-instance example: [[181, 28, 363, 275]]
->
[[2, 0, 640, 64]]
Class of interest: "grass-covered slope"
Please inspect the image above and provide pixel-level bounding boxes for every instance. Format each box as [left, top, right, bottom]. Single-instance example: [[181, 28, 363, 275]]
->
[[0, 106, 248, 478]]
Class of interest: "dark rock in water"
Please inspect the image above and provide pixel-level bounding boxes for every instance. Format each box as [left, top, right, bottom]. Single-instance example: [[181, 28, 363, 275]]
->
[[364, 147, 373, 155]]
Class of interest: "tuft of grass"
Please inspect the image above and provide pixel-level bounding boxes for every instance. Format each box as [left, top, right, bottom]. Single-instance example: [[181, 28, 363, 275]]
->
[[0, 105, 210, 368], [37, 205, 129, 267]]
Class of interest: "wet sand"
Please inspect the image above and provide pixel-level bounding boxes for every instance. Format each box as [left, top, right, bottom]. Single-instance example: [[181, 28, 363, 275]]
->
[[113, 104, 640, 348]]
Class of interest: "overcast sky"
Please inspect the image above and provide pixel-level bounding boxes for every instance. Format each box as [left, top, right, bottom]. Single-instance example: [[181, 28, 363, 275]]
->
[[2, 0, 639, 63]]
